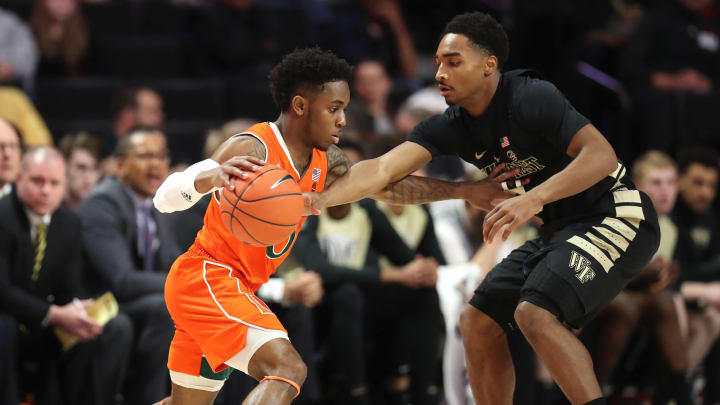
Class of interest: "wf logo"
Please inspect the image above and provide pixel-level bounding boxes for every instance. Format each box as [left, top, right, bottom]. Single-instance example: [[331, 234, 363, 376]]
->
[[569, 250, 596, 284]]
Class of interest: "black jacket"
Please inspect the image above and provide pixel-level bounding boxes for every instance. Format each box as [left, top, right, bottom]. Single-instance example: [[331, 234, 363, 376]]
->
[[78, 177, 181, 302], [0, 188, 85, 327]]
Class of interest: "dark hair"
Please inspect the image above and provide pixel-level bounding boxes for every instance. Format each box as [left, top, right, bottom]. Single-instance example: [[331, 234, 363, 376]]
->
[[111, 85, 157, 116], [677, 147, 720, 175], [113, 126, 165, 158], [269, 47, 353, 112], [58, 131, 103, 162], [443, 12, 510, 70]]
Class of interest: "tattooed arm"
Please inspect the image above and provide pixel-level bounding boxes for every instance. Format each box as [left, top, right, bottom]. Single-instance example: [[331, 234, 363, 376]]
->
[[374, 166, 519, 211], [324, 144, 352, 188], [315, 141, 431, 208], [374, 175, 469, 204], [193, 134, 267, 194], [314, 142, 518, 213]]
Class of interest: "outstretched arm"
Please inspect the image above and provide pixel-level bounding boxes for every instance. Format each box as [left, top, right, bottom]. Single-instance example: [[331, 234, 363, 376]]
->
[[373, 167, 518, 211], [320, 141, 432, 207], [314, 142, 519, 213]]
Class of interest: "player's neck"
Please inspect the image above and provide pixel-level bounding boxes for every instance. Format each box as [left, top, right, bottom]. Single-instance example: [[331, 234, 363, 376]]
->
[[462, 73, 501, 117], [274, 115, 313, 173]]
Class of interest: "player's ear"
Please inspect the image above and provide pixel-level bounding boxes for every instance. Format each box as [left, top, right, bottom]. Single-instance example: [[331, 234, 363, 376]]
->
[[291, 95, 307, 117], [484, 56, 498, 76]]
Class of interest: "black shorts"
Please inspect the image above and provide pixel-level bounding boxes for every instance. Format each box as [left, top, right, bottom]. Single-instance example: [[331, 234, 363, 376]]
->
[[470, 192, 660, 332]]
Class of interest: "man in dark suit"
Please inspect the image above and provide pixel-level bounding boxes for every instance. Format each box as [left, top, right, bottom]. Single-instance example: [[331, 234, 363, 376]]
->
[[79, 127, 180, 404], [0, 146, 132, 405]]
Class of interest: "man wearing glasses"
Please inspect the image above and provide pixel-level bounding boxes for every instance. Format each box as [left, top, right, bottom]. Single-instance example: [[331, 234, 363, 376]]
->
[[0, 118, 22, 199]]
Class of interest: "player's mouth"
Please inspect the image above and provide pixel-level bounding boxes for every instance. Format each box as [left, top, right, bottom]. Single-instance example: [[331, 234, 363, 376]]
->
[[438, 84, 452, 96], [331, 134, 340, 144]]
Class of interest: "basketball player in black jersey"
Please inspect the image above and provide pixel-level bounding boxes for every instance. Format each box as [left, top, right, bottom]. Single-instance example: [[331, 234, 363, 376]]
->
[[303, 11, 660, 405]]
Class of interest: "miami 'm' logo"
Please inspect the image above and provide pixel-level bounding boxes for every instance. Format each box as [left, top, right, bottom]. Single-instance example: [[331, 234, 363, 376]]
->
[[266, 231, 296, 259]]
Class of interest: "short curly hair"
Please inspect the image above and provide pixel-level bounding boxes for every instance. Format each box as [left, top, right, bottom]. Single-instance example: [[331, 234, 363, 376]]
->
[[268, 47, 353, 112], [443, 12, 510, 70]]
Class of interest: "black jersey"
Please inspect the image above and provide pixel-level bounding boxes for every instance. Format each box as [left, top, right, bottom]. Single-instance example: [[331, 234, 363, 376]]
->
[[408, 70, 635, 233]]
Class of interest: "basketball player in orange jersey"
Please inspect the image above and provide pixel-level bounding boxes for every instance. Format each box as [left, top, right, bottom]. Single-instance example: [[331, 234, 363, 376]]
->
[[151, 48, 354, 405], [152, 47, 516, 405]]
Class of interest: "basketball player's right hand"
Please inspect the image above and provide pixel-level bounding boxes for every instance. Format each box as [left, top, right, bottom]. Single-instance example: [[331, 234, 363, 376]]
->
[[195, 156, 266, 193], [464, 163, 527, 211]]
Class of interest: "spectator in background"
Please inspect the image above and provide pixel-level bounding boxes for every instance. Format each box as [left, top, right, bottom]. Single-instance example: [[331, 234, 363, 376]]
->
[[79, 128, 178, 404], [567, 0, 644, 75], [394, 86, 448, 135], [0, 7, 38, 92], [192, 0, 279, 75], [0, 87, 52, 147], [29, 0, 89, 77], [620, 0, 720, 154], [328, 0, 418, 80], [674, 148, 720, 296], [0, 118, 22, 199], [360, 0, 418, 79], [202, 118, 258, 160], [104, 86, 165, 176], [58, 132, 102, 210], [294, 140, 438, 405], [345, 60, 395, 140], [672, 147, 720, 404], [0, 147, 132, 405], [294, 199, 438, 405], [112, 86, 165, 140], [364, 137, 445, 405]]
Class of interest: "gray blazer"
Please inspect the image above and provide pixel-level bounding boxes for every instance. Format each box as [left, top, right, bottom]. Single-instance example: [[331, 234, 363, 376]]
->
[[79, 177, 181, 303]]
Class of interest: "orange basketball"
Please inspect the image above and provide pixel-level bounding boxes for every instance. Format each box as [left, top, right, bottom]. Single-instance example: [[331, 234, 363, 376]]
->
[[219, 165, 303, 246]]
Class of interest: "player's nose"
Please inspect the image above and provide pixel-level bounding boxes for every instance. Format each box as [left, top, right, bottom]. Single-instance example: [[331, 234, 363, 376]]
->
[[435, 68, 448, 83]]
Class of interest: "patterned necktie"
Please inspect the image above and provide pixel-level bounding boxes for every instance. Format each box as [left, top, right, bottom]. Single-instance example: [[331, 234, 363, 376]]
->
[[142, 203, 154, 272], [32, 222, 47, 284]]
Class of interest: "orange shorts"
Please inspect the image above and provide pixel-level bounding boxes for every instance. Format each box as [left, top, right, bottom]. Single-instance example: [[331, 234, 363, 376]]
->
[[165, 244, 286, 379]]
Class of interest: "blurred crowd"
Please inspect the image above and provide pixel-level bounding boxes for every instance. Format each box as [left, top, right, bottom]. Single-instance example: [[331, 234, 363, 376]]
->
[[1, 0, 720, 404]]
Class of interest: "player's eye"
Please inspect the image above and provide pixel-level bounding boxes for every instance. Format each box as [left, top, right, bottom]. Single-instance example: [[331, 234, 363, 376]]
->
[[449, 61, 460, 67], [330, 107, 338, 113]]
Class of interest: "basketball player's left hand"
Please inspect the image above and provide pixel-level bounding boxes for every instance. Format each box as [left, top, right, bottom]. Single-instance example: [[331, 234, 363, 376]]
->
[[483, 193, 543, 243], [464, 163, 527, 211], [302, 192, 325, 216]]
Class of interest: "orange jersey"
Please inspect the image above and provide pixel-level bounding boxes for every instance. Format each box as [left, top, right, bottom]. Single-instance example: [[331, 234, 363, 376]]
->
[[194, 122, 328, 291]]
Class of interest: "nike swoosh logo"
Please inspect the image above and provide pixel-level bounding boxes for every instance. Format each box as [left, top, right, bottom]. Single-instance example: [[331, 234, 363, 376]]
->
[[475, 151, 486, 160], [270, 174, 294, 190]]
